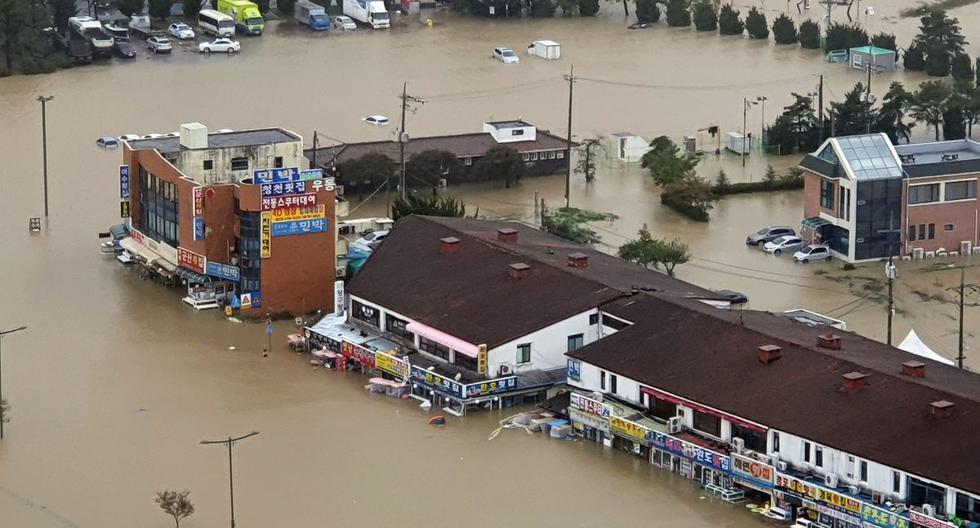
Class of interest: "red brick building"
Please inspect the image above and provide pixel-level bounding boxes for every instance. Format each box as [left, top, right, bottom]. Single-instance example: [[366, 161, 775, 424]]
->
[[119, 123, 336, 316]]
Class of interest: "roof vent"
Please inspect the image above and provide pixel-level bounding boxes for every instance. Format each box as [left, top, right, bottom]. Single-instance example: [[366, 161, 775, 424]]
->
[[497, 228, 518, 244], [841, 372, 869, 393], [758, 344, 782, 364], [567, 252, 589, 268], [439, 236, 460, 255], [508, 262, 531, 280], [902, 360, 925, 378], [930, 400, 955, 418], [817, 332, 842, 350]]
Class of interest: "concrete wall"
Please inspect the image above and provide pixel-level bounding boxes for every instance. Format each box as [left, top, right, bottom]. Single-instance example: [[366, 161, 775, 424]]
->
[[174, 139, 307, 185], [904, 176, 979, 254], [488, 308, 599, 377]]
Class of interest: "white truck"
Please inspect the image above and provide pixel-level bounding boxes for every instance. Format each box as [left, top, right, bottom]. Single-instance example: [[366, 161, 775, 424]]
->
[[295, 0, 330, 30], [342, 0, 389, 29], [68, 16, 113, 56]]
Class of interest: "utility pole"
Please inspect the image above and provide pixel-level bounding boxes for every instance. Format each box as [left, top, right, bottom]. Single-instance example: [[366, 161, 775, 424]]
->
[[397, 83, 424, 201], [312, 130, 318, 169], [0, 326, 28, 439], [945, 266, 980, 369], [878, 212, 901, 346], [201, 431, 260, 528], [563, 66, 576, 208], [742, 97, 757, 167], [818, 74, 825, 141], [757, 96, 768, 147], [37, 95, 53, 218]]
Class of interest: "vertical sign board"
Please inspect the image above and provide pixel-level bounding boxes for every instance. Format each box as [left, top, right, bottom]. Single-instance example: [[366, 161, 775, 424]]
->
[[260, 212, 271, 258], [477, 344, 488, 375], [177, 247, 206, 274], [119, 165, 130, 199], [333, 280, 345, 315], [192, 186, 204, 216], [193, 217, 205, 241], [567, 359, 582, 381], [120, 200, 130, 218]]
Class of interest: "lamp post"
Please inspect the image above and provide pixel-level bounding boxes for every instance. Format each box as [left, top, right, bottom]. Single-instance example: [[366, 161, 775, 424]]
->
[[201, 431, 260, 528], [742, 97, 758, 167], [757, 96, 768, 147], [0, 325, 28, 439], [37, 96, 53, 218]]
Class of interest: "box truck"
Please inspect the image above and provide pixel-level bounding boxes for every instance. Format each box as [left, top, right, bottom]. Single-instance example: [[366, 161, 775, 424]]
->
[[217, 0, 265, 35], [295, 1, 330, 31], [343, 0, 389, 29]]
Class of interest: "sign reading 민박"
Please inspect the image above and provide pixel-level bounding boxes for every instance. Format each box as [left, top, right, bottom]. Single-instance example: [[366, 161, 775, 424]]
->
[[908, 511, 955, 528], [863, 504, 911, 528], [610, 416, 651, 444], [374, 350, 410, 379], [192, 186, 204, 216], [340, 340, 376, 368], [260, 212, 271, 258], [119, 165, 130, 199], [567, 359, 582, 381], [650, 431, 731, 472], [177, 247, 206, 274], [269, 204, 326, 222], [730, 453, 775, 489], [569, 392, 612, 418], [261, 193, 317, 211], [259, 178, 335, 197], [253, 167, 300, 184], [271, 218, 328, 237], [205, 261, 240, 282], [775, 473, 862, 515]]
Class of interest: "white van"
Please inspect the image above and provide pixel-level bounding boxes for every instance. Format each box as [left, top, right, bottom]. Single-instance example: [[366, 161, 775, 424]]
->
[[198, 9, 236, 37]]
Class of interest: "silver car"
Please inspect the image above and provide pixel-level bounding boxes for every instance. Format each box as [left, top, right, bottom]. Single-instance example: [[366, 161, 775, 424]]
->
[[763, 235, 805, 255], [746, 226, 795, 246], [793, 244, 832, 263], [146, 36, 172, 54]]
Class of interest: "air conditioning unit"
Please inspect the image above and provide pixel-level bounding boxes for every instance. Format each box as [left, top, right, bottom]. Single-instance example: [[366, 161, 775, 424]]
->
[[961, 241, 972, 255], [730, 437, 746, 454], [667, 416, 683, 434], [848, 485, 860, 495], [498, 364, 513, 376], [872, 492, 885, 505], [922, 504, 936, 517], [591, 391, 604, 402], [913, 247, 925, 260], [777, 461, 788, 472], [825, 473, 839, 488]]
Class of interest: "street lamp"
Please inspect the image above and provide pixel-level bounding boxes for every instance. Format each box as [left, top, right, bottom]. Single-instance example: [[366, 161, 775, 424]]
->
[[37, 96, 53, 218], [742, 97, 758, 167], [756, 96, 768, 147], [201, 431, 260, 528], [0, 325, 28, 439]]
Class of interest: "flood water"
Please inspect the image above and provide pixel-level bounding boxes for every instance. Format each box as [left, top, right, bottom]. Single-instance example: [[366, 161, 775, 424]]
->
[[2, 3, 980, 526]]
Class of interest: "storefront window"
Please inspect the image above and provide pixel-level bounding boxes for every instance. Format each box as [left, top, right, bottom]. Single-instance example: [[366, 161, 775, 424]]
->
[[731, 423, 767, 452], [137, 166, 180, 248], [956, 492, 980, 522], [351, 300, 380, 327], [908, 477, 947, 515], [652, 397, 677, 420], [454, 352, 477, 371], [693, 410, 721, 437], [419, 337, 450, 361], [385, 314, 412, 340]]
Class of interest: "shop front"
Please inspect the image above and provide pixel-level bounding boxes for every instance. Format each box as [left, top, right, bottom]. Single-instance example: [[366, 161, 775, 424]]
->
[[609, 415, 652, 459], [863, 503, 911, 528], [731, 453, 776, 504], [408, 365, 519, 416], [908, 510, 956, 528], [568, 392, 610, 444], [649, 431, 732, 489], [775, 472, 865, 528]]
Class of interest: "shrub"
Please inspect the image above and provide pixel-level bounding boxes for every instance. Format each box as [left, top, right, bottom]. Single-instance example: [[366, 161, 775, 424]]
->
[[635, 0, 659, 23], [904, 42, 925, 70], [661, 175, 717, 222], [691, 0, 716, 31], [824, 22, 867, 51], [718, 3, 743, 35], [799, 20, 820, 49], [951, 53, 974, 81], [665, 0, 690, 27], [772, 13, 797, 44], [578, 0, 599, 16], [530, 0, 556, 17], [870, 32, 897, 51], [745, 7, 768, 39]]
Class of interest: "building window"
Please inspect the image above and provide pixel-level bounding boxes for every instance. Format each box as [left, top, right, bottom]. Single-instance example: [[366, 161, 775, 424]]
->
[[463, 157, 472, 166], [909, 183, 940, 204], [945, 180, 977, 201], [418, 337, 451, 361], [231, 157, 249, 171], [919, 224, 926, 240], [589, 313, 599, 325], [600, 370, 606, 390], [815, 445, 824, 467], [531, 152, 538, 161], [601, 315, 632, 331], [454, 352, 477, 371], [351, 300, 380, 327], [609, 374, 617, 394], [274, 156, 284, 168], [955, 492, 980, 522], [908, 225, 917, 241], [385, 314, 412, 340], [137, 166, 179, 248], [523, 152, 530, 161], [944, 224, 954, 231], [567, 334, 584, 352], [556, 150, 564, 159], [516, 343, 531, 364], [652, 398, 677, 420], [908, 477, 948, 516], [893, 471, 901, 493], [548, 151, 556, 160], [859, 460, 869, 482], [928, 223, 936, 239], [730, 423, 767, 453], [203, 159, 213, 170], [772, 431, 781, 453], [820, 179, 835, 209], [803, 441, 811, 463], [693, 410, 721, 437]]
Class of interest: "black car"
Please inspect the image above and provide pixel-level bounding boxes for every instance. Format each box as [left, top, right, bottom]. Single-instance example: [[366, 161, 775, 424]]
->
[[114, 40, 136, 58], [716, 290, 748, 304]]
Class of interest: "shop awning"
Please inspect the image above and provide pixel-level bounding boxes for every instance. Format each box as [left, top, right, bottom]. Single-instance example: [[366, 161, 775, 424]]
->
[[801, 217, 831, 229], [120, 237, 159, 264], [175, 267, 211, 284], [406, 321, 481, 358]]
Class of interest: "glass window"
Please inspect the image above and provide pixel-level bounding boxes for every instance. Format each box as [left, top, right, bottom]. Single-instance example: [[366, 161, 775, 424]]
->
[[945, 224, 954, 231], [231, 157, 249, 171], [772, 431, 781, 452], [589, 313, 599, 325], [609, 374, 618, 394], [909, 184, 940, 204], [385, 314, 412, 340], [945, 180, 977, 201], [516, 343, 531, 364], [908, 225, 917, 241], [531, 152, 538, 161], [955, 492, 980, 522], [548, 151, 556, 159], [815, 445, 824, 467], [693, 410, 721, 437], [274, 156, 284, 168], [804, 441, 811, 462], [893, 471, 901, 493], [203, 159, 213, 170], [860, 460, 869, 482], [567, 334, 584, 352], [557, 150, 564, 159], [418, 337, 450, 361], [731, 423, 767, 452], [600, 370, 606, 390], [351, 300, 379, 327], [454, 352, 477, 371], [820, 179, 835, 209], [652, 397, 676, 420], [929, 224, 935, 239], [919, 224, 926, 240]]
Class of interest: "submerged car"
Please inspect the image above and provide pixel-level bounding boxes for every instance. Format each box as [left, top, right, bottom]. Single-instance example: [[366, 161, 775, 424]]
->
[[493, 47, 519, 63], [199, 38, 240, 53], [96, 136, 119, 149], [350, 230, 389, 253], [793, 244, 832, 263], [168, 23, 195, 40], [363, 115, 389, 126], [746, 226, 795, 246], [113, 40, 136, 58], [763, 235, 806, 255], [333, 15, 356, 30]]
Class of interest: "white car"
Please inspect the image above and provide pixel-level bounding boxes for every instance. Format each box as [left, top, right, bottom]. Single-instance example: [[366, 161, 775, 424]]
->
[[493, 47, 519, 63], [793, 244, 833, 263], [199, 38, 240, 54], [333, 15, 356, 30], [351, 230, 389, 253], [146, 36, 172, 54], [763, 235, 806, 255], [363, 115, 389, 126], [142, 133, 165, 139], [168, 23, 195, 40]]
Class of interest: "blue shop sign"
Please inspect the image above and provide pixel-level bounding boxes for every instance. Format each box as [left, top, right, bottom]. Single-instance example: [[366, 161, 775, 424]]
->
[[862, 504, 911, 528], [260, 181, 307, 197], [410, 365, 465, 399], [271, 218, 328, 237], [567, 359, 581, 381], [300, 168, 323, 180], [253, 167, 300, 184], [650, 431, 731, 473], [193, 217, 205, 241], [463, 376, 517, 398], [119, 165, 130, 199], [206, 261, 240, 282]]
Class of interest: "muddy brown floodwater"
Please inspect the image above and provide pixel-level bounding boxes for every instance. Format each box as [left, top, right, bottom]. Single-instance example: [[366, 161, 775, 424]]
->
[[2, 4, 980, 526]]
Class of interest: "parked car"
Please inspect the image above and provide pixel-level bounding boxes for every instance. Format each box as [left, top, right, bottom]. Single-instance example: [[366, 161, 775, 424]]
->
[[793, 244, 832, 263], [199, 38, 240, 53], [363, 115, 389, 126], [350, 230, 389, 253], [113, 40, 136, 58], [168, 23, 195, 39], [763, 235, 806, 255], [146, 36, 172, 53], [96, 136, 119, 149], [333, 15, 356, 30], [628, 22, 652, 29], [746, 226, 795, 246], [492, 47, 519, 63], [716, 290, 748, 304]]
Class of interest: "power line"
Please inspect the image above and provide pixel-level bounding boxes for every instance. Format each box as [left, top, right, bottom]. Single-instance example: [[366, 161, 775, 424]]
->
[[575, 75, 813, 93], [424, 78, 562, 102]]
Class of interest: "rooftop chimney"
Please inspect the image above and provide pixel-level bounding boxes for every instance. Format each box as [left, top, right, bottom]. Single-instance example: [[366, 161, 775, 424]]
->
[[439, 236, 460, 255], [497, 228, 519, 244], [568, 252, 589, 268], [508, 262, 531, 280], [930, 400, 955, 418], [179, 122, 208, 150], [841, 372, 869, 392], [902, 360, 926, 378], [817, 332, 842, 350], [758, 344, 782, 364]]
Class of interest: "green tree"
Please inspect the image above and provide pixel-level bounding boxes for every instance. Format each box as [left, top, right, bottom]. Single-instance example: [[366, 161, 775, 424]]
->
[[49, 0, 79, 32], [183, 0, 203, 18], [575, 138, 600, 183], [824, 22, 866, 52], [875, 82, 915, 144], [660, 174, 717, 222], [406, 150, 465, 186], [392, 194, 466, 221], [943, 92, 967, 140], [530, 0, 556, 16], [635, 0, 659, 23], [798, 19, 820, 49], [951, 53, 973, 82], [913, 8, 967, 77], [956, 81, 980, 136], [766, 93, 820, 154], [618, 224, 691, 275], [771, 13, 796, 44], [0, 0, 29, 74], [718, 3, 742, 35], [829, 82, 875, 136], [870, 32, 896, 52], [911, 80, 952, 140], [254, 0, 270, 12], [665, 0, 689, 27], [541, 207, 617, 244], [471, 146, 524, 188], [640, 136, 699, 186], [904, 42, 925, 71], [925, 42, 951, 77], [336, 152, 395, 188], [115, 0, 145, 16], [578, 0, 599, 16], [148, 0, 174, 19], [745, 7, 767, 39], [691, 0, 715, 31], [155, 490, 195, 528], [556, 0, 578, 15]]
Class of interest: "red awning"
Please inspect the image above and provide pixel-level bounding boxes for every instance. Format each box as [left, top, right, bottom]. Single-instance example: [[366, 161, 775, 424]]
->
[[406, 322, 481, 358], [641, 386, 767, 433]]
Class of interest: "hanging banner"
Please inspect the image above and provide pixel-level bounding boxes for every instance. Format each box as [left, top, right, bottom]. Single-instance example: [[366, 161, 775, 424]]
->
[[192, 186, 204, 216], [610, 416, 652, 444], [374, 350, 410, 379], [120, 200, 130, 218], [261, 193, 317, 211], [271, 218, 328, 237], [119, 165, 131, 199], [260, 212, 271, 258], [477, 344, 488, 375], [269, 204, 326, 222], [177, 247, 206, 273]]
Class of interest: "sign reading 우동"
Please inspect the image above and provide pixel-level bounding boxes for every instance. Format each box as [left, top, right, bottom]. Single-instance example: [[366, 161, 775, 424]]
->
[[271, 218, 328, 237], [119, 165, 130, 199], [259, 178, 336, 197]]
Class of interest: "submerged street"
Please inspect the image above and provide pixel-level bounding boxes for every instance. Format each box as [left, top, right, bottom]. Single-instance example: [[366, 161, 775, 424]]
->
[[2, 3, 980, 526]]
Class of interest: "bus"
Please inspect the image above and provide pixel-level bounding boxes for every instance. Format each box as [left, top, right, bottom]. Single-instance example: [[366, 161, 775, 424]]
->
[[216, 0, 265, 35], [197, 9, 236, 38]]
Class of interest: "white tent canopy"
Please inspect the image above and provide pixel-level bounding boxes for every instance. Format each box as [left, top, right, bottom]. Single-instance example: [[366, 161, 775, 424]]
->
[[898, 330, 954, 366]]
